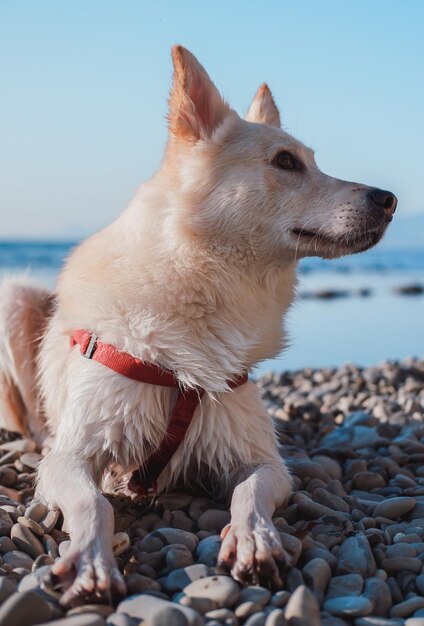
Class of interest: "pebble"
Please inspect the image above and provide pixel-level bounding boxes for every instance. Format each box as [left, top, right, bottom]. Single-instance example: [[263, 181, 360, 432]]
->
[[183, 575, 240, 607], [1, 359, 424, 623], [373, 497, 417, 519], [0, 576, 16, 603], [326, 574, 364, 599], [336, 534, 376, 577], [17, 515, 45, 536], [20, 452, 43, 469], [196, 534, 221, 566], [239, 586, 271, 607], [391, 598, 424, 618], [0, 590, 52, 626], [2, 550, 33, 570], [112, 532, 130, 557], [10, 522, 45, 558], [285, 584, 321, 625], [355, 615, 404, 626], [163, 563, 208, 593], [303, 557, 332, 601], [381, 557, 423, 574], [39, 617, 106, 626], [323, 596, 374, 617], [152, 528, 198, 552], [0, 510, 13, 535], [117, 594, 203, 626], [40, 508, 60, 533], [205, 608, 237, 625], [197, 509, 231, 533]]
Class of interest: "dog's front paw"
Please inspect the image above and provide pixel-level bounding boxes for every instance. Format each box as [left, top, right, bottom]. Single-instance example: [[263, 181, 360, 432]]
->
[[218, 519, 289, 588], [46, 546, 126, 607]]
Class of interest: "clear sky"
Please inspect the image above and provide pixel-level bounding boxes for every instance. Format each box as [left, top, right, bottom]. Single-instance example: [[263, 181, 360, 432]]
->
[[1, 0, 423, 239]]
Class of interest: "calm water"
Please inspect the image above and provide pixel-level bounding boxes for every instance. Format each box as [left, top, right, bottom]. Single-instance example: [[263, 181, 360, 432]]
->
[[0, 240, 423, 373]]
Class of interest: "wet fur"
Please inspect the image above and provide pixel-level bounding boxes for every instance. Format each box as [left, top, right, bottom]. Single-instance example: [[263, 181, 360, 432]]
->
[[0, 46, 393, 604]]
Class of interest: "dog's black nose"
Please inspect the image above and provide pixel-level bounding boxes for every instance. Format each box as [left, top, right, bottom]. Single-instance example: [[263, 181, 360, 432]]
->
[[369, 188, 397, 222]]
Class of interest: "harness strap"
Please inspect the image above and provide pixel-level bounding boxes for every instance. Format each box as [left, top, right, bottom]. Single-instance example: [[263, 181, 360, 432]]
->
[[70, 329, 248, 498]]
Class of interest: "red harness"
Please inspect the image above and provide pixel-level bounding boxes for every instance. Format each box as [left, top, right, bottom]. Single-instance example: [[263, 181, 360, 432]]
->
[[70, 330, 248, 497]]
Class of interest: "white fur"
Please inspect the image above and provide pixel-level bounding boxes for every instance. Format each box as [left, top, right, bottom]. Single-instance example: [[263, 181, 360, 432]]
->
[[0, 46, 393, 604]]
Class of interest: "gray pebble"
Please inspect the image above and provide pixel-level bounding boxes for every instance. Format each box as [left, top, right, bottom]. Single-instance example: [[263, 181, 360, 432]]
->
[[39, 508, 60, 533], [152, 528, 198, 552], [265, 608, 286, 626], [184, 575, 239, 607], [326, 574, 364, 599], [125, 573, 161, 595], [0, 576, 17, 603], [0, 537, 17, 553], [391, 597, 424, 618], [179, 593, 217, 614], [271, 590, 290, 607], [196, 535, 221, 566], [374, 497, 417, 519], [235, 601, 263, 619], [165, 545, 194, 569], [41, 616, 106, 626], [244, 613, 267, 626], [205, 608, 237, 625], [337, 534, 376, 577], [385, 543, 416, 558], [323, 596, 373, 617], [355, 615, 404, 626], [285, 584, 321, 626], [17, 515, 45, 536], [197, 509, 231, 533], [2, 550, 34, 570], [363, 577, 392, 617], [106, 614, 137, 626], [25, 502, 48, 523], [10, 523, 45, 559], [156, 493, 193, 510], [239, 585, 271, 607], [163, 563, 208, 594], [117, 594, 202, 626], [0, 590, 52, 626], [381, 557, 423, 574], [303, 557, 332, 602], [0, 509, 13, 535]]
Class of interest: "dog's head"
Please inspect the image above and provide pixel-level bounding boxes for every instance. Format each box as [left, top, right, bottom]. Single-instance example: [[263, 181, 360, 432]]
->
[[163, 46, 396, 263]]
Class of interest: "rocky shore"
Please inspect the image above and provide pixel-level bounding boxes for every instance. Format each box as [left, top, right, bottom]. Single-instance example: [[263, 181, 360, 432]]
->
[[1, 357, 424, 626]]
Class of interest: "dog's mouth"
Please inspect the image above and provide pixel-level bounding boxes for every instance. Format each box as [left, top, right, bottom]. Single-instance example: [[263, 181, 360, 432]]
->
[[290, 226, 385, 256]]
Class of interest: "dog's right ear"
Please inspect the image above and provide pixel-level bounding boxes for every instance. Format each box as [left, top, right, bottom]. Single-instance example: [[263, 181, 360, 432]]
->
[[245, 83, 281, 128], [168, 46, 231, 143]]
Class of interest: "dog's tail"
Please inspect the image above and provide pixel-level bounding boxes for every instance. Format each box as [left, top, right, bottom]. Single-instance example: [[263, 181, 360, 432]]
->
[[0, 276, 54, 444]]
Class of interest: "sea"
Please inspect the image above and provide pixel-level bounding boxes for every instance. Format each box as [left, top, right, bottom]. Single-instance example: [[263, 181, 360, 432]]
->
[[1, 216, 423, 375]]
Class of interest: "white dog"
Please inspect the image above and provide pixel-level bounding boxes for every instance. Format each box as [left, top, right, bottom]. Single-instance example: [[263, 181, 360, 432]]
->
[[0, 46, 396, 605]]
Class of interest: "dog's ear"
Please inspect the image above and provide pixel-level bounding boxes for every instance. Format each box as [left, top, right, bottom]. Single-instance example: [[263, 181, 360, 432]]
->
[[245, 83, 281, 128], [168, 45, 231, 142]]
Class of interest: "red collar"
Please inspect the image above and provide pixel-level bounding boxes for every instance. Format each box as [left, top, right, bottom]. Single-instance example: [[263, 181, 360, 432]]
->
[[70, 330, 248, 497]]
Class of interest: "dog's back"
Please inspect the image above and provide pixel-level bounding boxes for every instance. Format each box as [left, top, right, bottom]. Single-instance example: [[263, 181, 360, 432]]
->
[[0, 276, 53, 442]]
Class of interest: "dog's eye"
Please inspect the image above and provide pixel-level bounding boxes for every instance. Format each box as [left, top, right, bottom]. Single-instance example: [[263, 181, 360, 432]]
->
[[273, 151, 297, 171]]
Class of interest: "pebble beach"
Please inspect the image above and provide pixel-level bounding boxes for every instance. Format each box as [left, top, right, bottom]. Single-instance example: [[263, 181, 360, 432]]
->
[[1, 357, 424, 626]]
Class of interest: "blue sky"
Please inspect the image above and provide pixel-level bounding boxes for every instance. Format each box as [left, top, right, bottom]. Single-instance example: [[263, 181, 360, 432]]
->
[[1, 0, 423, 239]]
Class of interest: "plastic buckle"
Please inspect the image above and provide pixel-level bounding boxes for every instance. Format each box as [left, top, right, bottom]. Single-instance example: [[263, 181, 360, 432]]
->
[[82, 333, 98, 359]]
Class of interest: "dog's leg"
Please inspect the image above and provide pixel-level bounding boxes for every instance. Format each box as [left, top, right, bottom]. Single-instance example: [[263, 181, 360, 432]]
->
[[218, 459, 292, 587], [37, 448, 125, 606]]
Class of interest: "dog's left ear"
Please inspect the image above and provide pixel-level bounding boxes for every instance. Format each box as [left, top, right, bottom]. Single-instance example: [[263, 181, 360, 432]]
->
[[245, 83, 281, 128], [168, 45, 232, 143]]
